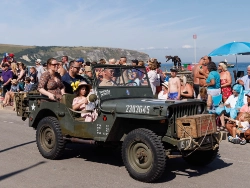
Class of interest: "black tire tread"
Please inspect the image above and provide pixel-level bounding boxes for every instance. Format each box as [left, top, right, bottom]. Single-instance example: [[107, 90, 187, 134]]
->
[[36, 116, 65, 160], [122, 128, 166, 182]]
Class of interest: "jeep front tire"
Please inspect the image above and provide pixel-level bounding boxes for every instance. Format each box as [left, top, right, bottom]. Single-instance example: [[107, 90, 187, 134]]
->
[[36, 116, 65, 159], [122, 128, 166, 182]]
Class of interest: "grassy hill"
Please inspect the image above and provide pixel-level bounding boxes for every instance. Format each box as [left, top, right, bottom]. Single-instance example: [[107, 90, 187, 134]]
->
[[0, 44, 149, 65]]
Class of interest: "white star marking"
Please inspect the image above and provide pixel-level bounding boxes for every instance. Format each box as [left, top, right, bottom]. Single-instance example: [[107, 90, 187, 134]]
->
[[31, 103, 36, 111]]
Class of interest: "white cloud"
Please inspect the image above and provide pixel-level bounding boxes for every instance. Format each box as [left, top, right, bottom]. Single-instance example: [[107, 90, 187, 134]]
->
[[182, 45, 193, 49]]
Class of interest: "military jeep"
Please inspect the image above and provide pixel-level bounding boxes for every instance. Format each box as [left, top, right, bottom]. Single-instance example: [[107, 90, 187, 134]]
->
[[15, 64, 225, 183]]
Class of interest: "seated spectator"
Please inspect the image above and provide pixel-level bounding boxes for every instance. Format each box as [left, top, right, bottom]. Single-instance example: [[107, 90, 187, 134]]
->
[[23, 77, 33, 92], [62, 61, 87, 94], [197, 87, 213, 111], [72, 81, 97, 122], [227, 112, 250, 145], [3, 79, 19, 107], [240, 92, 250, 113], [236, 65, 250, 91], [57, 61, 66, 77], [29, 67, 38, 84], [38, 58, 65, 100], [216, 84, 247, 127], [158, 82, 168, 100], [180, 76, 194, 100]]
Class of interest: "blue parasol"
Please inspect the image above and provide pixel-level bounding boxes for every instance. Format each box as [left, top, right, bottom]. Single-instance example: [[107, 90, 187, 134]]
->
[[208, 41, 250, 72]]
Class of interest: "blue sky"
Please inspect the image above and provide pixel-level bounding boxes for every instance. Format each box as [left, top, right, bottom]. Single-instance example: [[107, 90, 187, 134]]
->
[[1, 0, 250, 63]]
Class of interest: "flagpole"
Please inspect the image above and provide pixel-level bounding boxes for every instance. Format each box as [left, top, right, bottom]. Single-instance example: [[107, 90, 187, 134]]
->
[[193, 34, 197, 63]]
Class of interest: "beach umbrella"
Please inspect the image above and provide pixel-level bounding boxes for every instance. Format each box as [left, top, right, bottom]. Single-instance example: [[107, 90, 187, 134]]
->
[[208, 41, 250, 72]]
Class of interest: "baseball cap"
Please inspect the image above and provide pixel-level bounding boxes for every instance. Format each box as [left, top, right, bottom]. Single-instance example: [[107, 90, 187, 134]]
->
[[36, 59, 42, 64], [76, 58, 84, 63], [9, 53, 14, 57]]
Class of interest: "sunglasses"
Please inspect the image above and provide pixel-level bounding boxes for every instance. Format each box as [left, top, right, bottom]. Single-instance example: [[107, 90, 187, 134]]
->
[[50, 63, 59, 66]]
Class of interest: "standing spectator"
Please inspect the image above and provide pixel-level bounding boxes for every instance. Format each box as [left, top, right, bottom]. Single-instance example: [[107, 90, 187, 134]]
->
[[147, 62, 158, 96], [8, 53, 16, 64], [218, 62, 232, 102], [10, 62, 18, 79], [203, 62, 221, 96], [99, 59, 106, 64], [192, 58, 205, 98], [168, 67, 181, 100], [198, 56, 211, 87], [180, 76, 194, 99], [62, 61, 87, 94], [109, 58, 116, 65], [76, 58, 84, 66], [16, 62, 26, 91], [57, 61, 66, 77], [35, 59, 45, 81], [237, 65, 250, 91], [62, 56, 69, 71], [0, 64, 13, 97]]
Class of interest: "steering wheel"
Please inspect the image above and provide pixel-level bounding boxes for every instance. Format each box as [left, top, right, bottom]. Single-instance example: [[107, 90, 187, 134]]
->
[[125, 82, 138, 86]]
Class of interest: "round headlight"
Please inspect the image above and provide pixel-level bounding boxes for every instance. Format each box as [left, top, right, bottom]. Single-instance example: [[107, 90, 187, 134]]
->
[[197, 105, 202, 114]]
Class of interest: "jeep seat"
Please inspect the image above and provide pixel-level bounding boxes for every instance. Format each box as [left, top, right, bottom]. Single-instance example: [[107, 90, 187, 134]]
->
[[61, 94, 76, 108]]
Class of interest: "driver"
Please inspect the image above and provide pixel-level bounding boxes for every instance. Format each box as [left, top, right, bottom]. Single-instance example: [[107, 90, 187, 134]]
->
[[99, 69, 116, 86]]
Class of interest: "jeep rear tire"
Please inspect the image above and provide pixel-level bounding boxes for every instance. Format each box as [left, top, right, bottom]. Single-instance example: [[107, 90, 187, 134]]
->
[[183, 148, 218, 166], [122, 128, 166, 182], [36, 116, 65, 160]]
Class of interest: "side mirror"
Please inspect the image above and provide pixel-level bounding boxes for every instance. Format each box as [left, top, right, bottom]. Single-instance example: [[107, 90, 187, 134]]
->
[[88, 94, 97, 102]]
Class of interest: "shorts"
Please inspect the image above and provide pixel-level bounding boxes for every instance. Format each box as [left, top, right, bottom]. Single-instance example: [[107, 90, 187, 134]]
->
[[237, 128, 246, 133], [168, 92, 178, 100]]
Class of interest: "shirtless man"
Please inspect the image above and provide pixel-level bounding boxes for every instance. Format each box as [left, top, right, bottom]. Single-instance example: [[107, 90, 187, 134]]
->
[[192, 58, 206, 97], [168, 67, 181, 100], [199, 56, 211, 87]]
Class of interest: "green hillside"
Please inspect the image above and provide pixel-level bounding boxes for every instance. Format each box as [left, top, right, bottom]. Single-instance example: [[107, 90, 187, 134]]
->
[[0, 44, 149, 65]]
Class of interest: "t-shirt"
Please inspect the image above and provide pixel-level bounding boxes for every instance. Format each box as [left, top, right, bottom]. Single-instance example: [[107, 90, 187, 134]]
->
[[36, 65, 45, 81], [239, 75, 250, 91], [62, 73, 87, 94], [206, 71, 220, 89], [225, 95, 247, 108], [158, 91, 168, 100], [1, 70, 13, 84]]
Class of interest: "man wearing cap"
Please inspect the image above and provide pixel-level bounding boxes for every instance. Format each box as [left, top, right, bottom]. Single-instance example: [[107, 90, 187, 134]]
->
[[237, 65, 250, 91], [76, 58, 84, 66], [99, 68, 116, 86], [62, 61, 88, 94], [168, 67, 181, 100], [0, 64, 13, 97], [35, 59, 45, 81]]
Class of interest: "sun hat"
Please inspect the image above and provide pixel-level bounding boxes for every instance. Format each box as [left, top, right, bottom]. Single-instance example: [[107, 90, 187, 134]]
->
[[162, 82, 168, 88], [76, 81, 92, 90]]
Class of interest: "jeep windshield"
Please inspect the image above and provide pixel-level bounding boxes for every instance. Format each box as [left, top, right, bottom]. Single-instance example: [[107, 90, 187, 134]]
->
[[92, 65, 153, 99], [94, 66, 150, 87]]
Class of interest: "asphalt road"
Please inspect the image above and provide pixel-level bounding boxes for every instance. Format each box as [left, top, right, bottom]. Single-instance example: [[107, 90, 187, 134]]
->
[[0, 109, 250, 188]]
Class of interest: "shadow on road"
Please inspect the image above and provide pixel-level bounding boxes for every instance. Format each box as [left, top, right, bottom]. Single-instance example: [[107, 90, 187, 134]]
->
[[0, 161, 46, 181], [62, 143, 124, 167], [157, 154, 232, 183], [0, 140, 36, 153]]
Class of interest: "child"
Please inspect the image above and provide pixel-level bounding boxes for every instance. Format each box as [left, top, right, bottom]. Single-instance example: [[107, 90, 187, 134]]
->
[[227, 112, 250, 145], [72, 81, 97, 122], [23, 77, 33, 92]]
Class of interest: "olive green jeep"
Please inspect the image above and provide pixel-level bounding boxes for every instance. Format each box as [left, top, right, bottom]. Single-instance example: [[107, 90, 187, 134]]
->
[[15, 64, 225, 183]]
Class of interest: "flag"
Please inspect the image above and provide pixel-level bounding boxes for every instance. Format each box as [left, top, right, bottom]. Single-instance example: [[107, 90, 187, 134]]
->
[[193, 34, 197, 39]]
